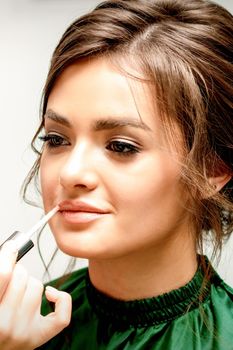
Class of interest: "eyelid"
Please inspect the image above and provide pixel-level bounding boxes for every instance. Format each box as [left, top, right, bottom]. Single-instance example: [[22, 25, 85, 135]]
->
[[106, 139, 141, 156], [40, 131, 69, 139], [108, 136, 142, 148], [43, 129, 64, 135], [39, 132, 70, 147]]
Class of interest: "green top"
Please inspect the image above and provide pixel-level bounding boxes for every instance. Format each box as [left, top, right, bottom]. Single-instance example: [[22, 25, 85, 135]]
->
[[38, 257, 233, 349]]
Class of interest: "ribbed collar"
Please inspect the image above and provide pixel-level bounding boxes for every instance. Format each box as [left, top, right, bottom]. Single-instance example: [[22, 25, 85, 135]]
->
[[85, 256, 221, 328]]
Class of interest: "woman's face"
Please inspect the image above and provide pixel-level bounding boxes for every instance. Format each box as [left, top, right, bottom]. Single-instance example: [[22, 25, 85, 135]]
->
[[40, 58, 189, 259]]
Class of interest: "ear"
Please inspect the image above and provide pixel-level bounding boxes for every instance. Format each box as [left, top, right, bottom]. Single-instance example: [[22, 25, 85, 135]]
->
[[208, 173, 232, 193]]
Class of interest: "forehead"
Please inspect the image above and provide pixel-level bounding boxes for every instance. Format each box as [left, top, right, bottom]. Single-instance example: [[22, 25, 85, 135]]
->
[[47, 57, 159, 127], [46, 57, 184, 154]]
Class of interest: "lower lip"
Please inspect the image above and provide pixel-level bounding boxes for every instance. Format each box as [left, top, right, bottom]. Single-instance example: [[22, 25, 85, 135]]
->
[[59, 210, 107, 224]]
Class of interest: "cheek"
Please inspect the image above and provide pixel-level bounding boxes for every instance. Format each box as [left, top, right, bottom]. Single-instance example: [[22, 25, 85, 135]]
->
[[114, 178, 180, 217], [109, 156, 182, 209], [40, 155, 59, 206]]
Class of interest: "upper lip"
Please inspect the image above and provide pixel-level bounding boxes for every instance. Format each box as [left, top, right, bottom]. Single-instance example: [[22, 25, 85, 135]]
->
[[58, 200, 110, 214]]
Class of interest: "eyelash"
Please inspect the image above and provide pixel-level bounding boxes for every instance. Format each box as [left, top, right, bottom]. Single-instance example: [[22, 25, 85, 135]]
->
[[39, 134, 140, 156], [39, 134, 70, 147], [106, 140, 140, 156]]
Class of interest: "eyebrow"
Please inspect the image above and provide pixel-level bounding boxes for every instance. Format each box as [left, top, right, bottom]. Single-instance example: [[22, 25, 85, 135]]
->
[[93, 118, 152, 132], [44, 109, 71, 128], [44, 109, 152, 132]]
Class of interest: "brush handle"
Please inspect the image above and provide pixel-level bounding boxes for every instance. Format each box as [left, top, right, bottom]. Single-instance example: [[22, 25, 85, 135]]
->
[[0, 231, 34, 262]]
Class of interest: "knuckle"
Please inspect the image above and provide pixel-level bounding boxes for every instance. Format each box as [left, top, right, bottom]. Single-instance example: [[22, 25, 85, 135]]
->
[[0, 266, 13, 282], [58, 296, 72, 328], [61, 291, 72, 303], [11, 332, 29, 345], [29, 276, 44, 293], [0, 324, 11, 342], [13, 263, 28, 280], [57, 314, 71, 329], [0, 323, 32, 346]]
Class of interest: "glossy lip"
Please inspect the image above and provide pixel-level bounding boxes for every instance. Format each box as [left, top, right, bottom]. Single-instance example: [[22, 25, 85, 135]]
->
[[59, 200, 109, 213], [58, 200, 110, 224]]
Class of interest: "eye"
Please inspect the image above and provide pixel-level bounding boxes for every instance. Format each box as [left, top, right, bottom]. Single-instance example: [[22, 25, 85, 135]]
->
[[39, 133, 70, 148], [106, 140, 140, 156]]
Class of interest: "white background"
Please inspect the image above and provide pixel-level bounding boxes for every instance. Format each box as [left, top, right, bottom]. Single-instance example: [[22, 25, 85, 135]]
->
[[0, 0, 232, 285]]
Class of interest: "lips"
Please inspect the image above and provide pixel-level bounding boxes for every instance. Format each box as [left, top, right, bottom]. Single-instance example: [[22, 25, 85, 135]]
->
[[58, 200, 110, 224], [59, 200, 109, 213]]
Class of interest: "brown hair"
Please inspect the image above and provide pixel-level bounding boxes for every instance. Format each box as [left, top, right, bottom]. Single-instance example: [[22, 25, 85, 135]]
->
[[23, 0, 233, 264]]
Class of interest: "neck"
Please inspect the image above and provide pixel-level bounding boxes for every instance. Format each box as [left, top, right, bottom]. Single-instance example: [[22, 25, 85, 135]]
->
[[88, 234, 198, 301]]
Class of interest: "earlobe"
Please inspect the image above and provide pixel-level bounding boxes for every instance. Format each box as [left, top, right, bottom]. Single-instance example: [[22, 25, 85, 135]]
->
[[208, 173, 232, 193]]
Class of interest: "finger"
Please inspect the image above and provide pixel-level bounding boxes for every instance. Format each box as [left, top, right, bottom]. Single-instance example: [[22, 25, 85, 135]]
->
[[19, 276, 44, 320], [45, 286, 72, 327], [40, 287, 72, 340], [0, 264, 28, 339], [1, 277, 44, 345], [0, 241, 18, 300], [0, 263, 28, 306]]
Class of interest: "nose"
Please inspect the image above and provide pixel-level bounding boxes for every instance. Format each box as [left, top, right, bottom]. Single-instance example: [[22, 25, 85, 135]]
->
[[59, 143, 99, 192]]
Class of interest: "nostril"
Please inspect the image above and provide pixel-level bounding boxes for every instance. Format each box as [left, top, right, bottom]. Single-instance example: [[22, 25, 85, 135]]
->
[[74, 184, 89, 188]]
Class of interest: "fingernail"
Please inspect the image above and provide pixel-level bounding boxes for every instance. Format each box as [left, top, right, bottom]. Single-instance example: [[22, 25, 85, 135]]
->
[[45, 285, 59, 296], [1, 240, 18, 254]]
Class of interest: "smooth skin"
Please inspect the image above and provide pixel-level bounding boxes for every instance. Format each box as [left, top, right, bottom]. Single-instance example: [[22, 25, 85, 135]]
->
[[40, 57, 230, 300], [40, 57, 199, 300], [0, 241, 71, 349]]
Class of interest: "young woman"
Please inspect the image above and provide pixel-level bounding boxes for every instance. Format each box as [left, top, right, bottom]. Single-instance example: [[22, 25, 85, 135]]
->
[[0, 0, 232, 349]]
